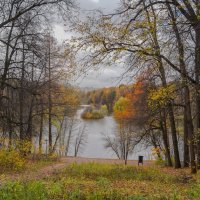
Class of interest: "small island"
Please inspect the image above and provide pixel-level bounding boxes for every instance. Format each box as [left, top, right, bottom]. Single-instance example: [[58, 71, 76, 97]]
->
[[81, 105, 108, 119]]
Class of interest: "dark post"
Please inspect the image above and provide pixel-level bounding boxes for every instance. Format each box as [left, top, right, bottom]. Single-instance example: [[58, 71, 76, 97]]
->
[[45, 139, 48, 158], [138, 156, 143, 166]]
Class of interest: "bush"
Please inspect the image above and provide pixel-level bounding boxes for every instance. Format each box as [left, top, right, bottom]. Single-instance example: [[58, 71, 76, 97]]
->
[[0, 181, 148, 200], [0, 148, 25, 172], [63, 162, 175, 183], [81, 110, 104, 119], [187, 182, 200, 199], [0, 181, 47, 200], [81, 111, 93, 119], [155, 157, 166, 166], [15, 140, 32, 156], [91, 111, 104, 119]]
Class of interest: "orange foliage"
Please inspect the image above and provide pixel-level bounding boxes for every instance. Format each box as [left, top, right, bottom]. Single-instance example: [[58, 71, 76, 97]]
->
[[114, 81, 144, 121]]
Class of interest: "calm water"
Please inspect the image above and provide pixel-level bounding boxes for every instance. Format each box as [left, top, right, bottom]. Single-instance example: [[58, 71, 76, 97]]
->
[[74, 106, 152, 160], [34, 105, 152, 160]]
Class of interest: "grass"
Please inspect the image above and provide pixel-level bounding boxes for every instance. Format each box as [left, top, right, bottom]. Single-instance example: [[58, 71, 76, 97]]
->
[[1, 162, 200, 199]]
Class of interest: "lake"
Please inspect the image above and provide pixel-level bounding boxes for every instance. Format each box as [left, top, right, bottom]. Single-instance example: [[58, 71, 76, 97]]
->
[[34, 105, 153, 160], [73, 106, 152, 160]]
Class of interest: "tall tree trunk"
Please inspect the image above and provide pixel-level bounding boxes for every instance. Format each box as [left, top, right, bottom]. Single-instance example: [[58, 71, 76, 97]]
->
[[157, 57, 181, 168], [144, 2, 181, 168], [8, 127, 12, 149], [48, 37, 52, 152], [167, 1, 196, 173], [167, 2, 196, 172], [52, 116, 65, 154], [167, 104, 181, 168], [26, 98, 34, 142], [39, 99, 44, 154], [160, 110, 172, 166], [195, 22, 200, 169], [65, 118, 74, 156], [19, 40, 25, 140], [183, 110, 190, 167]]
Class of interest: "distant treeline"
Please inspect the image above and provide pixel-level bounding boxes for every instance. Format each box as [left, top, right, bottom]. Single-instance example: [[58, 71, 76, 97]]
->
[[84, 85, 133, 114]]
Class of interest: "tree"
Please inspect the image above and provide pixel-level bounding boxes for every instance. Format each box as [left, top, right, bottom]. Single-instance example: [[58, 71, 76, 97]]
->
[[103, 121, 141, 165], [0, 0, 78, 158], [74, 124, 87, 157], [70, 0, 200, 172]]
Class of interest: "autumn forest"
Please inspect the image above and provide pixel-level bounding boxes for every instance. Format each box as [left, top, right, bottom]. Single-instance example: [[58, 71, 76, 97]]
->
[[1, 0, 200, 199]]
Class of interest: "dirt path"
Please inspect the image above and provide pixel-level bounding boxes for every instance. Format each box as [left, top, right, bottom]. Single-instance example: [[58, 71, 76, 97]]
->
[[60, 157, 153, 166], [0, 157, 154, 183]]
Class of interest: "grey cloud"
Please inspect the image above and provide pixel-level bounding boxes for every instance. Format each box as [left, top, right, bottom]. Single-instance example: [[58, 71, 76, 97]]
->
[[54, 0, 126, 88], [79, 0, 120, 13]]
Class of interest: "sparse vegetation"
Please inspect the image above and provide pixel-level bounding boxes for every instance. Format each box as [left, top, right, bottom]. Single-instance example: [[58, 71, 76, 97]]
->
[[1, 162, 200, 200], [0, 148, 25, 172], [1, 0, 200, 199], [81, 107, 105, 120]]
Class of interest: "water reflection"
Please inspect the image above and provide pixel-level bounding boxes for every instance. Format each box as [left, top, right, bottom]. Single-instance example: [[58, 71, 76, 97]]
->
[[33, 105, 152, 160], [72, 106, 152, 160]]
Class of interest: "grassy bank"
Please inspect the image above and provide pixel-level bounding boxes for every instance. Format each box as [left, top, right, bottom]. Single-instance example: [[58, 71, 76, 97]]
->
[[81, 110, 104, 119], [1, 162, 200, 200], [81, 105, 108, 120]]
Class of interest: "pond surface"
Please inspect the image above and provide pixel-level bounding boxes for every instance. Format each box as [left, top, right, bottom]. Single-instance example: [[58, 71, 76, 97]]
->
[[74, 106, 152, 160]]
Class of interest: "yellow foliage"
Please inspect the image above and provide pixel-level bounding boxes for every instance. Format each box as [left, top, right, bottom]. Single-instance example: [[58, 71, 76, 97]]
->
[[16, 140, 32, 155], [114, 97, 134, 120], [49, 153, 59, 161], [0, 148, 25, 172], [148, 84, 176, 109]]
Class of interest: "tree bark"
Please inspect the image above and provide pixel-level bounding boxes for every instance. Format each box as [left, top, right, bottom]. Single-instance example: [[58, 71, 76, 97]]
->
[[160, 110, 172, 166], [167, 4, 195, 171], [19, 40, 25, 140], [183, 110, 190, 167], [144, 2, 181, 168], [48, 37, 52, 152], [195, 23, 200, 169]]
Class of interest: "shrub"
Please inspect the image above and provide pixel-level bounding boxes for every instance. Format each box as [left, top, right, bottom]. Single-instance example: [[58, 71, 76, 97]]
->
[[96, 177, 110, 188], [155, 157, 166, 166], [0, 181, 47, 200], [187, 182, 200, 199], [15, 140, 32, 156], [81, 110, 104, 119], [81, 111, 93, 119], [0, 148, 25, 172], [63, 163, 175, 183], [91, 110, 104, 119]]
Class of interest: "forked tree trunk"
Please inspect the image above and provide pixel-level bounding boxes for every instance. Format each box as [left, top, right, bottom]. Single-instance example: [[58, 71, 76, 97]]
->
[[144, 3, 181, 168], [167, 4, 196, 172], [160, 110, 172, 166]]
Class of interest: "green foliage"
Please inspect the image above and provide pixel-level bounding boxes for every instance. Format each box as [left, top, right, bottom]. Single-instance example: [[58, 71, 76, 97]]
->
[[96, 177, 110, 188], [100, 105, 108, 115], [0, 181, 146, 200], [85, 87, 117, 113], [15, 140, 32, 155], [0, 181, 47, 200], [0, 180, 148, 200], [113, 97, 133, 120], [187, 182, 200, 199], [127, 197, 148, 200], [2, 162, 200, 199], [155, 157, 167, 167], [62, 163, 175, 183], [81, 109, 104, 119], [91, 110, 104, 119]]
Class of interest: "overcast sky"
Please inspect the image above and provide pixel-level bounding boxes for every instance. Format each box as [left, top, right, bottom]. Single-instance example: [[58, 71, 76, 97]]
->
[[54, 0, 128, 89]]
